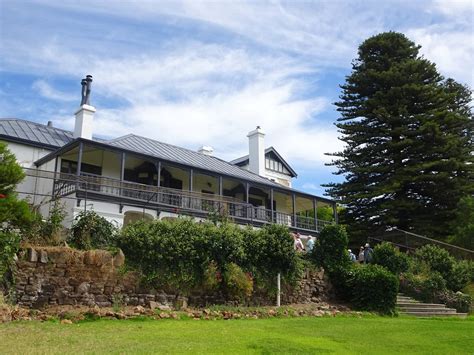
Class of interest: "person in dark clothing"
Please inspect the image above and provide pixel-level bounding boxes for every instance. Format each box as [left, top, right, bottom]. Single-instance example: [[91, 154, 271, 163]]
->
[[364, 243, 373, 263]]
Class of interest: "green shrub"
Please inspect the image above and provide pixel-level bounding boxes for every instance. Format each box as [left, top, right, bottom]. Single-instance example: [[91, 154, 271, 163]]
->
[[436, 290, 472, 313], [372, 242, 410, 275], [445, 260, 472, 292], [68, 211, 118, 250], [223, 262, 253, 300], [244, 224, 301, 284], [117, 219, 300, 298], [0, 231, 20, 284], [415, 245, 454, 277], [413, 245, 470, 292], [348, 264, 399, 314], [311, 224, 350, 273], [400, 271, 446, 303]]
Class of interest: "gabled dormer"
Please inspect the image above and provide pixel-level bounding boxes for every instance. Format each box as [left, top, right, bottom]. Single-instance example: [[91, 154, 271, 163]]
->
[[231, 128, 297, 187]]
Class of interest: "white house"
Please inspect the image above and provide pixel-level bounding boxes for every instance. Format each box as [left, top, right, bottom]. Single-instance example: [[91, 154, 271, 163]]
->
[[0, 76, 336, 233]]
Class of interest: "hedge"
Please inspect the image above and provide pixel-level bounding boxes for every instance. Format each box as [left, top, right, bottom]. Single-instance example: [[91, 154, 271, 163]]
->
[[116, 218, 301, 297]]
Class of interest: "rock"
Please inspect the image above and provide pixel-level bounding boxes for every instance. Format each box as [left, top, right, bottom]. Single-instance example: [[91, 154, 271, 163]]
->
[[148, 301, 159, 310], [158, 304, 171, 311], [60, 319, 73, 324], [113, 249, 125, 267], [39, 250, 48, 264], [134, 306, 146, 314], [77, 282, 90, 295], [28, 248, 38, 263]]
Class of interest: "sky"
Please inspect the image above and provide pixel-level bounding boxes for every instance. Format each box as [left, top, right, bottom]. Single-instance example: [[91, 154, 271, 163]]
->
[[0, 0, 473, 196]]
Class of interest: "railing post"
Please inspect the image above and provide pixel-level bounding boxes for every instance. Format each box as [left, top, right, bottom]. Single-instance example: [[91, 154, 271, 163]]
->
[[270, 188, 274, 223], [313, 198, 318, 232], [120, 152, 125, 196], [292, 193, 296, 228], [76, 142, 83, 193]]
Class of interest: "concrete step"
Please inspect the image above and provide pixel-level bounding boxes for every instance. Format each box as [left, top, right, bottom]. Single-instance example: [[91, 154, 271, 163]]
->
[[398, 307, 457, 313], [396, 293, 466, 318], [397, 302, 448, 308], [400, 311, 468, 318]]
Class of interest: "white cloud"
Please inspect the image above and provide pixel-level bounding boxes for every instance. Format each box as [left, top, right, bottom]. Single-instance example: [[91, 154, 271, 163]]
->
[[408, 26, 473, 86], [32, 80, 76, 101]]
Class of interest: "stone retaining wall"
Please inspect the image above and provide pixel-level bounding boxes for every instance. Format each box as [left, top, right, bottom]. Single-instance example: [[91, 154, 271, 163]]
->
[[11, 247, 330, 309]]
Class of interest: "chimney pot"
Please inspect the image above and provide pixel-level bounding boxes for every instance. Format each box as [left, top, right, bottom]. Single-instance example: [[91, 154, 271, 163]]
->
[[47, 121, 53, 128], [198, 145, 214, 156]]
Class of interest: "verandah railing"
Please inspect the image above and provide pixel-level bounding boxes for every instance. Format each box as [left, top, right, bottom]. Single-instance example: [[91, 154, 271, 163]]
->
[[24, 168, 332, 233]]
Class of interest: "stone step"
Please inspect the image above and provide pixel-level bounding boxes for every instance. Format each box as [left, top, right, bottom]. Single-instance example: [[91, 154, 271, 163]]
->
[[398, 307, 457, 313], [397, 302, 448, 308], [400, 311, 468, 318]]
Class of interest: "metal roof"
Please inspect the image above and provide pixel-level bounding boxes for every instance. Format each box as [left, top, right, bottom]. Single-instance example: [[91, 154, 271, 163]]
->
[[230, 146, 298, 177], [107, 134, 283, 187], [0, 119, 73, 148], [2, 118, 333, 203]]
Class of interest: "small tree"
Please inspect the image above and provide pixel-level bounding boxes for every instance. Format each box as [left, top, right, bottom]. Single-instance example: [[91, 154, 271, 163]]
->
[[311, 224, 350, 273], [68, 210, 117, 250], [372, 242, 410, 275]]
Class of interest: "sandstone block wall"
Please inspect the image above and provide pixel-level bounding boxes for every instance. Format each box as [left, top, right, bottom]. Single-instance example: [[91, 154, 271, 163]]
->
[[12, 247, 329, 309]]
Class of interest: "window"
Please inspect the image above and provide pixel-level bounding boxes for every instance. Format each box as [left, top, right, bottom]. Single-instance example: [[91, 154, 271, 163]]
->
[[60, 159, 102, 176]]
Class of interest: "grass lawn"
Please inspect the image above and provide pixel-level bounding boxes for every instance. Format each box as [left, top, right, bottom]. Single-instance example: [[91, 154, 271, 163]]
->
[[1, 315, 473, 354]]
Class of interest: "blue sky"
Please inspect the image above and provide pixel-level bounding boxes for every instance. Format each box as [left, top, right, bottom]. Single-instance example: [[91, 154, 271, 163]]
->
[[1, 0, 472, 196]]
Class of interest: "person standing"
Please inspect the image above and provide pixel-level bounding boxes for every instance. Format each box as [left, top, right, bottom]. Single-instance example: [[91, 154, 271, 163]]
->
[[348, 249, 357, 262], [306, 236, 315, 253], [358, 246, 365, 263], [364, 243, 374, 263]]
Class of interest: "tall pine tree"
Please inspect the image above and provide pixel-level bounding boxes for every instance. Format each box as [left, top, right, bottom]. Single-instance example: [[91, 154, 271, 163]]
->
[[326, 32, 473, 242]]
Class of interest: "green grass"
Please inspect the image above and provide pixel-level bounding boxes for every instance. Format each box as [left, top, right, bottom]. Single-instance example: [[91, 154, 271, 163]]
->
[[1, 315, 473, 354]]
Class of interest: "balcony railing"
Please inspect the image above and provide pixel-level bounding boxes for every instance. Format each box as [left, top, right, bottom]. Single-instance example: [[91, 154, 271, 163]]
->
[[25, 168, 332, 233]]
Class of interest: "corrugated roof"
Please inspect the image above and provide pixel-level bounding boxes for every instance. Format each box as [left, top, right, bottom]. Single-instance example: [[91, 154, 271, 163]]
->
[[0, 119, 74, 148], [107, 134, 282, 187]]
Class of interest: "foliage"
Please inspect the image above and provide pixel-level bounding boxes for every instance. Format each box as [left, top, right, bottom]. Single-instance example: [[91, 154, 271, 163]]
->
[[449, 196, 474, 250], [22, 202, 67, 245], [413, 244, 470, 292], [0, 231, 20, 285], [244, 223, 301, 284], [311, 224, 350, 273], [325, 32, 474, 241], [223, 262, 253, 300], [400, 272, 446, 303], [68, 210, 118, 250], [348, 264, 399, 314], [372, 242, 410, 275], [116, 219, 300, 297], [437, 290, 472, 314], [0, 142, 34, 229]]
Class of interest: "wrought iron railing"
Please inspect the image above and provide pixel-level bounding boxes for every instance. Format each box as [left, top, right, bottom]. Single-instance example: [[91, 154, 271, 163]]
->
[[24, 168, 332, 233]]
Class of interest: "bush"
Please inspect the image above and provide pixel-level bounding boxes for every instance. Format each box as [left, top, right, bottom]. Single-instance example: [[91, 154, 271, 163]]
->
[[0, 231, 20, 285], [413, 245, 470, 292], [68, 211, 118, 250], [372, 242, 410, 275], [223, 262, 253, 300], [244, 224, 301, 284], [415, 245, 454, 276], [437, 290, 472, 313], [400, 271, 446, 303], [348, 264, 399, 314], [116, 219, 300, 297], [311, 224, 350, 273], [445, 260, 472, 292]]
